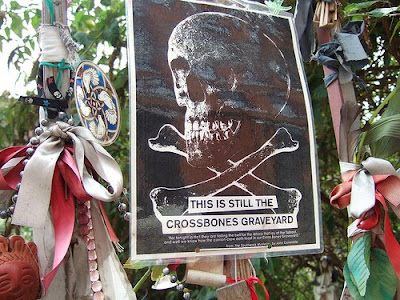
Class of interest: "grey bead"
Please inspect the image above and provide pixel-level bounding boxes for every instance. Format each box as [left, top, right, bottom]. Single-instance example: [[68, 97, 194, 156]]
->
[[67, 118, 75, 126], [35, 127, 44, 136], [176, 284, 184, 292], [118, 203, 127, 212], [30, 137, 40, 145], [183, 292, 191, 300], [22, 159, 29, 166], [162, 267, 170, 275], [41, 119, 49, 126], [123, 212, 131, 221], [26, 148, 35, 156], [170, 275, 177, 283], [19, 171, 24, 177], [15, 183, 21, 190], [0, 210, 8, 219], [58, 112, 67, 120], [12, 194, 18, 203], [7, 206, 14, 214]]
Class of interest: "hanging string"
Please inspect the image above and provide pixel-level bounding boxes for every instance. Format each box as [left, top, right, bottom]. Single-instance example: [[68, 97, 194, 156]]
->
[[39, 59, 74, 89], [44, 0, 55, 24]]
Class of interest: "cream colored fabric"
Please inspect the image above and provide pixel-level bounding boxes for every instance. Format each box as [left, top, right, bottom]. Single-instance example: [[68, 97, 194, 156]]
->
[[13, 122, 123, 228], [91, 201, 136, 300]]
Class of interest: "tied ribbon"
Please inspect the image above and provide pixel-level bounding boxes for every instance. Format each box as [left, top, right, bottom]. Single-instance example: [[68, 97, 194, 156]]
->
[[226, 277, 269, 300], [0, 121, 123, 292], [330, 157, 400, 278]]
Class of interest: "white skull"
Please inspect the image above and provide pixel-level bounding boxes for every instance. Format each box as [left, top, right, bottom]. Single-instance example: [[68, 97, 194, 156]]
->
[[168, 12, 290, 169]]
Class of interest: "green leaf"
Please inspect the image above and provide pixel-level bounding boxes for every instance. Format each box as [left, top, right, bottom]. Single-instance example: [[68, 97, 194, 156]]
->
[[123, 258, 151, 270], [10, 14, 23, 37], [390, 20, 400, 43], [364, 78, 400, 158], [344, 1, 380, 13], [346, 233, 371, 296], [31, 14, 40, 29], [151, 265, 167, 281], [368, 6, 400, 18], [113, 67, 128, 90], [381, 78, 400, 118], [365, 114, 400, 157], [74, 31, 94, 47], [345, 248, 398, 299], [10, 1, 20, 10], [102, 19, 120, 47], [367, 248, 398, 299], [75, 10, 85, 23]]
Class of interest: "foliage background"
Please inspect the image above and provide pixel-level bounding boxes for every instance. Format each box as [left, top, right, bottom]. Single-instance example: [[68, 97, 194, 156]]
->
[[0, 0, 398, 299]]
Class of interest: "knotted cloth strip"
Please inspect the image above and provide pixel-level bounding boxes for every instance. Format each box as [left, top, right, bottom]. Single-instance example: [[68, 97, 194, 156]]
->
[[0, 121, 123, 292], [330, 157, 400, 278], [39, 25, 69, 63], [312, 21, 369, 87], [13, 121, 122, 228], [226, 276, 270, 300]]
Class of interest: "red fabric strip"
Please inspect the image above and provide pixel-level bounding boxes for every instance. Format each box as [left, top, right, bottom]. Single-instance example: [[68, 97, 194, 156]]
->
[[330, 172, 400, 278], [0, 146, 27, 190], [42, 165, 75, 291]]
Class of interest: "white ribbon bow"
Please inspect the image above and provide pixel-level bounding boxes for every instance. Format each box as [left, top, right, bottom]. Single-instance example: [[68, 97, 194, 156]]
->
[[340, 157, 398, 219], [13, 121, 123, 228]]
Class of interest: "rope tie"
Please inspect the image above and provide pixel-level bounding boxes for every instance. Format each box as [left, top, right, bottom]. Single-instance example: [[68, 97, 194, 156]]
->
[[40, 59, 74, 89], [44, 0, 55, 24]]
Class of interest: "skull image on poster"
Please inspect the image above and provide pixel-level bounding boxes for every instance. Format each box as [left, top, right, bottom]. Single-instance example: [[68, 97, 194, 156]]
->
[[148, 12, 302, 219]]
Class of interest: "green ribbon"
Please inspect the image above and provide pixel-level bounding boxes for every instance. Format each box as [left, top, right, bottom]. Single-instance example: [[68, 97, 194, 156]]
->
[[40, 59, 74, 89], [45, 0, 55, 24]]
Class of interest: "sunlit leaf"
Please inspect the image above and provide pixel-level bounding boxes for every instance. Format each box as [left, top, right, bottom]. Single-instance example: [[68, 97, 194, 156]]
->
[[123, 258, 152, 270], [10, 14, 23, 37], [151, 265, 167, 281], [368, 6, 400, 18], [344, 1, 380, 13]]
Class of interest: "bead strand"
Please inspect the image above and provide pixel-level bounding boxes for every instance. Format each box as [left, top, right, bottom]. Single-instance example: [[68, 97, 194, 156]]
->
[[117, 188, 131, 222], [162, 266, 191, 300], [77, 200, 105, 300], [1, 121, 47, 219]]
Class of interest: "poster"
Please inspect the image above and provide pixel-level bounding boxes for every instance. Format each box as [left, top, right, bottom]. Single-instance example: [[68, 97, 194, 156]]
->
[[127, 0, 322, 260]]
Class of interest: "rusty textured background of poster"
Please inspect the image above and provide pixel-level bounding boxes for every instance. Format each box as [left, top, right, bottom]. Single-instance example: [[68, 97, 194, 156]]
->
[[128, 0, 322, 259]]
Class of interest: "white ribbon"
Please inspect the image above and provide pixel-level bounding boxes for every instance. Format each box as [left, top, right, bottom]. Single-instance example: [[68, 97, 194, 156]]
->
[[12, 121, 123, 228], [339, 157, 398, 219]]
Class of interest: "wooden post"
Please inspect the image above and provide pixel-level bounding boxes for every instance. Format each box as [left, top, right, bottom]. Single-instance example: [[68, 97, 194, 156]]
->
[[217, 281, 252, 300], [317, 26, 359, 161], [41, 0, 70, 119]]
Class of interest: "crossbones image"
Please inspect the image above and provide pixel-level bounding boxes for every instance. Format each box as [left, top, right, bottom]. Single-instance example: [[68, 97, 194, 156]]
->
[[148, 12, 302, 218]]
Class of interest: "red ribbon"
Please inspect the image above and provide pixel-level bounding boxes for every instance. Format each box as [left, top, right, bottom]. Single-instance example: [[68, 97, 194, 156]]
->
[[330, 171, 400, 278], [0, 145, 119, 292], [226, 277, 270, 300]]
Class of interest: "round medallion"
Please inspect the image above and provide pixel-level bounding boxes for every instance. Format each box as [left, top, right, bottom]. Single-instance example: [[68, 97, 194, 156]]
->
[[75, 61, 121, 146]]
